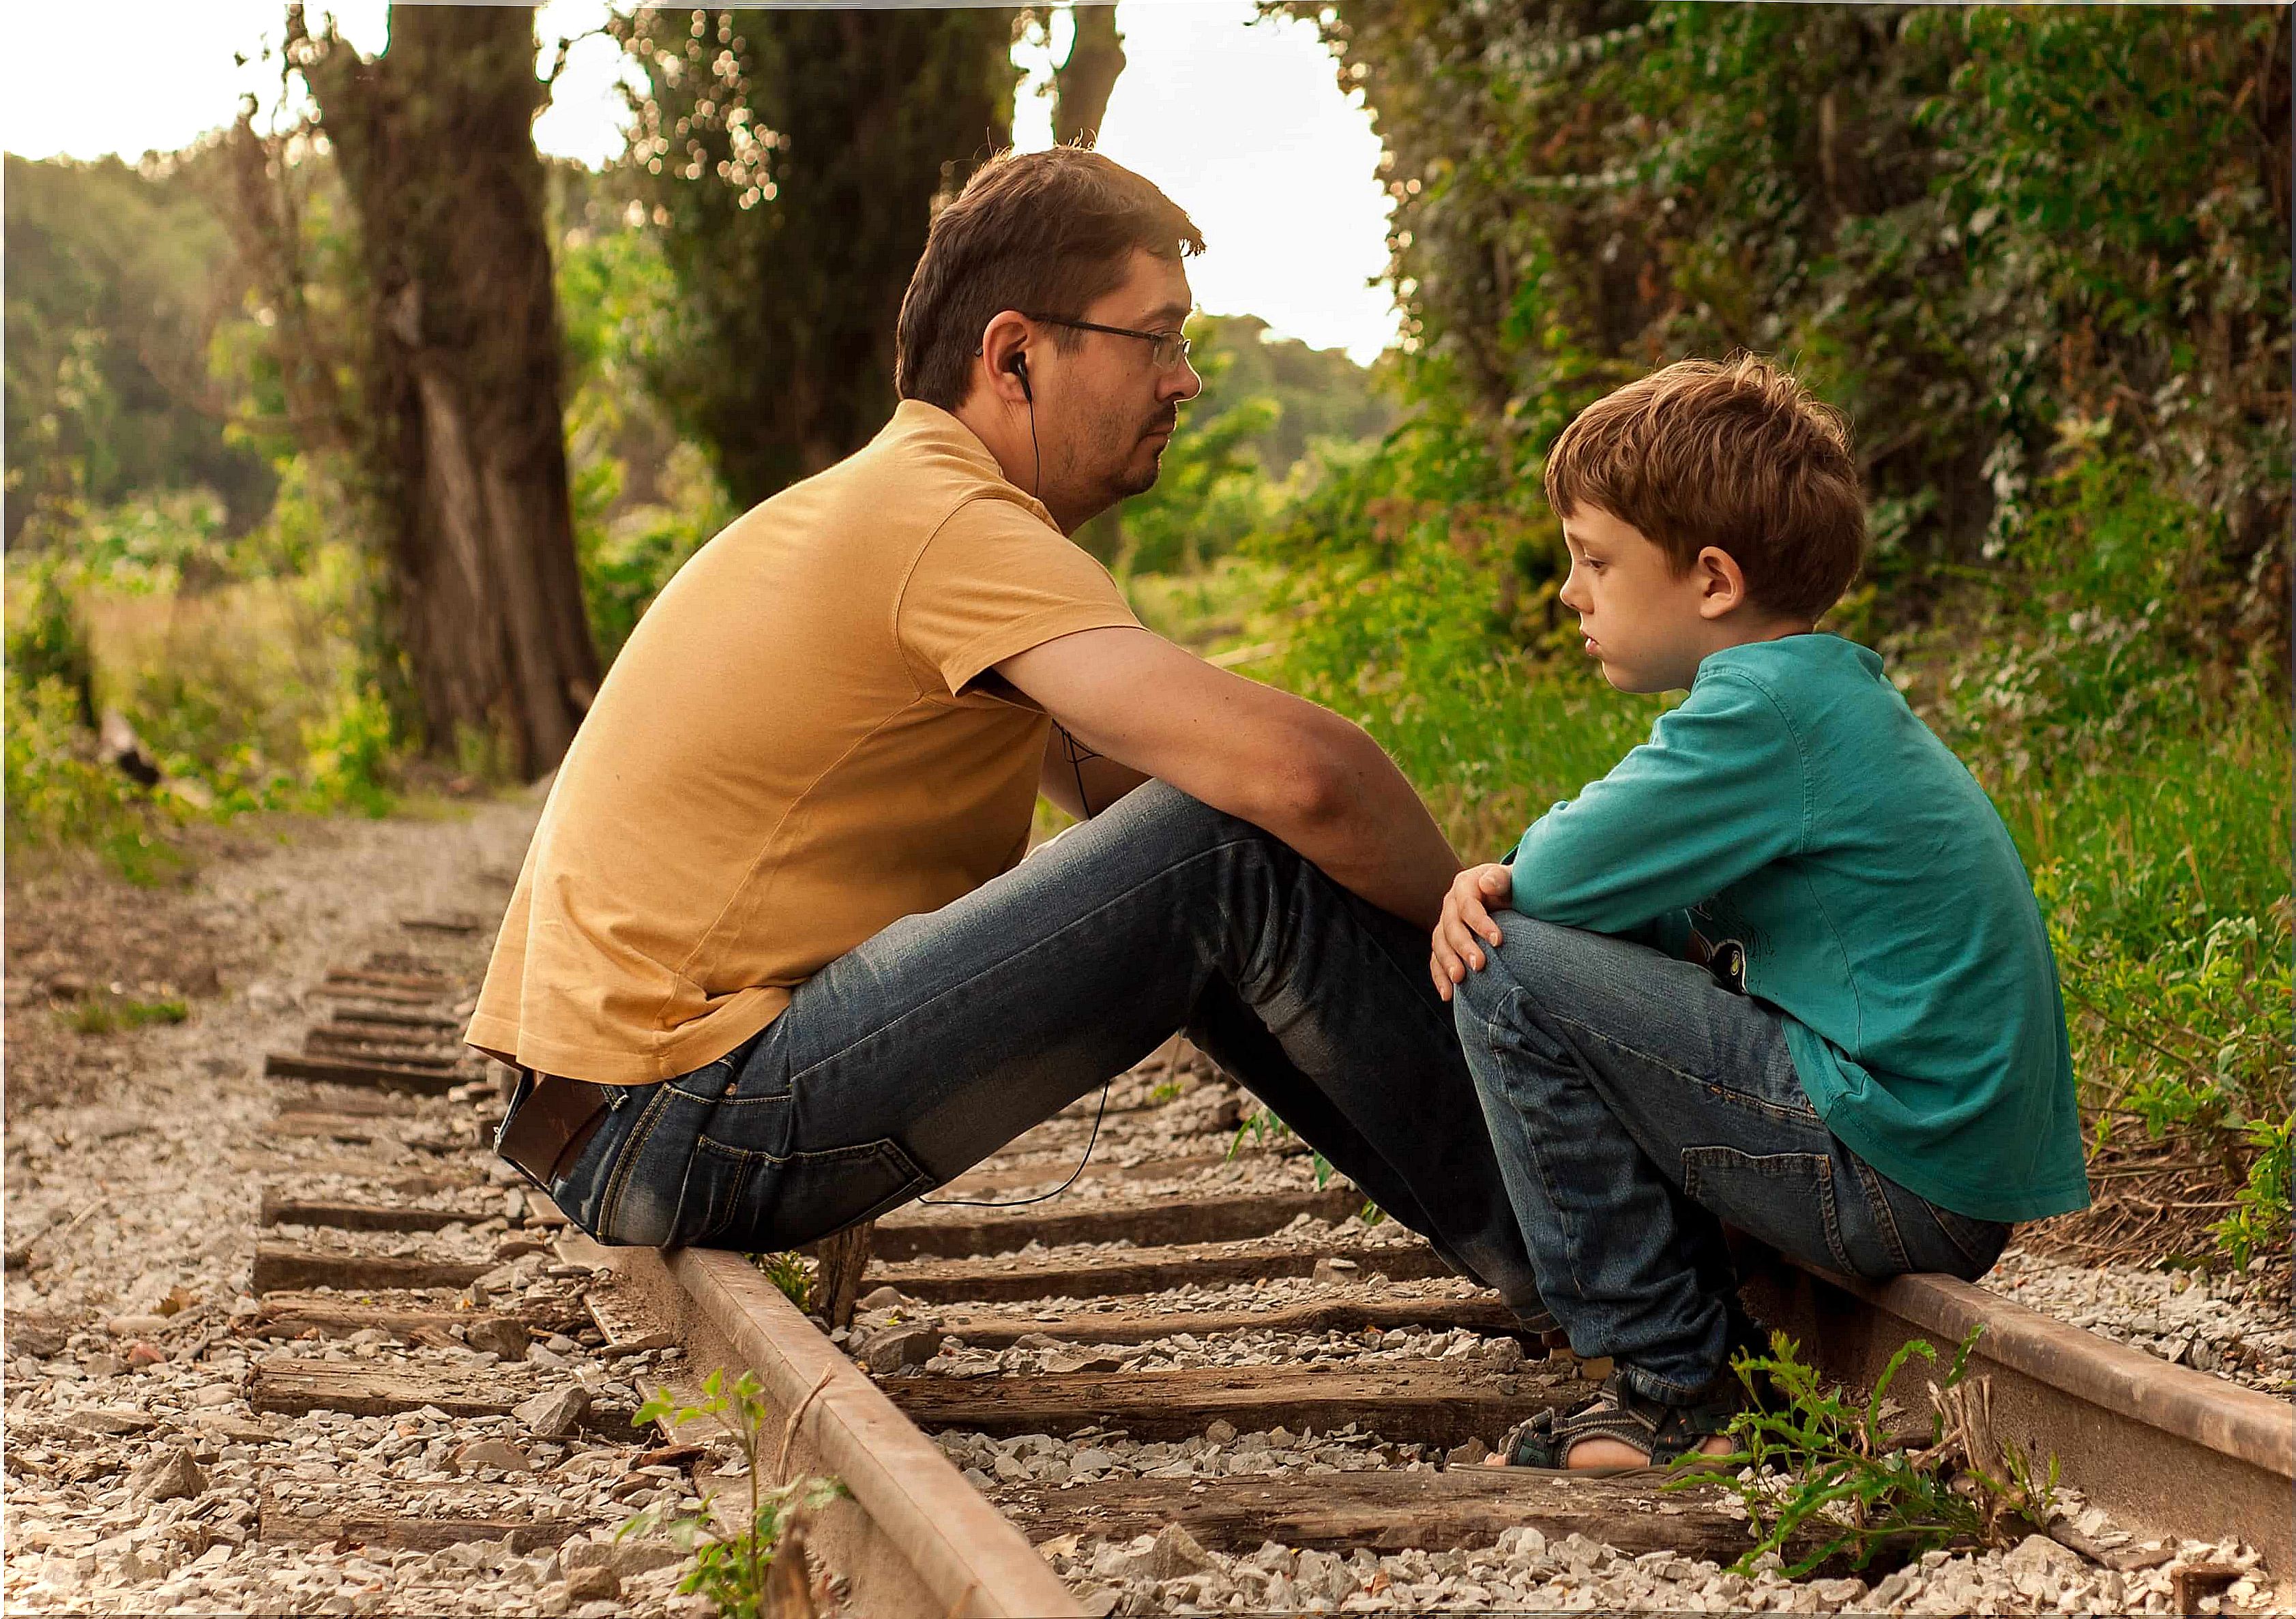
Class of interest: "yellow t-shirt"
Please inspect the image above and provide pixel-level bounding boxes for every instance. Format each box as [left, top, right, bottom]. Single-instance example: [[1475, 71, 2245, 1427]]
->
[[466, 402, 1140, 1084]]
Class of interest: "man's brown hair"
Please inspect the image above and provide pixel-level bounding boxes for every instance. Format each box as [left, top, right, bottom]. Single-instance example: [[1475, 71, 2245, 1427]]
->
[[1544, 354, 1866, 621], [896, 147, 1205, 411]]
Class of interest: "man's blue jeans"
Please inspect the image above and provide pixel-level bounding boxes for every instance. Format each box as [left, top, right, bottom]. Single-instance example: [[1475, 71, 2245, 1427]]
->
[[505, 782, 1549, 1322], [1453, 915, 2010, 1403]]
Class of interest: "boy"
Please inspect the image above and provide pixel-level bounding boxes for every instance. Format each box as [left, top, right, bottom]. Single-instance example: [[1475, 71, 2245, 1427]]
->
[[1432, 355, 2089, 1474]]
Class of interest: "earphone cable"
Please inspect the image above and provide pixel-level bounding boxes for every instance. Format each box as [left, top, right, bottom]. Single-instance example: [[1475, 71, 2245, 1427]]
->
[[919, 1075, 1113, 1208]]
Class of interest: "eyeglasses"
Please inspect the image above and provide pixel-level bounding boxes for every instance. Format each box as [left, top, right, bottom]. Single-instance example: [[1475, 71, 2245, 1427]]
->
[[1021, 313, 1192, 371]]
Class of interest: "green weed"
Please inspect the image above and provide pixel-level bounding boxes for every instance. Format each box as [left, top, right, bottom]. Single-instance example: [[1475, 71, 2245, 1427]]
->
[[750, 1252, 813, 1314], [627, 1369, 844, 1619], [1686, 1327, 2059, 1578]]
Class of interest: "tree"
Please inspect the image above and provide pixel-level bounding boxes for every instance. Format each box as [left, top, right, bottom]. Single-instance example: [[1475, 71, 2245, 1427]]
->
[[283, 4, 599, 779], [1053, 6, 1126, 148], [613, 8, 1020, 508]]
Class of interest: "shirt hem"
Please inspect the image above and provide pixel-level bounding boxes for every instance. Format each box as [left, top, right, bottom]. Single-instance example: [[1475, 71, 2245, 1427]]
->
[[463, 993, 791, 1086], [1784, 1032, 2091, 1225]]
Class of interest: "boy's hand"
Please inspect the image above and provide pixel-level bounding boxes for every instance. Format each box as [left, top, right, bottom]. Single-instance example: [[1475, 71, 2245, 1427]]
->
[[1432, 863, 1513, 1002]]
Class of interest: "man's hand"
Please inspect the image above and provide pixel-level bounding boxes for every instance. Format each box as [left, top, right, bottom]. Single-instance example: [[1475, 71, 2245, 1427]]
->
[[1432, 863, 1513, 1002]]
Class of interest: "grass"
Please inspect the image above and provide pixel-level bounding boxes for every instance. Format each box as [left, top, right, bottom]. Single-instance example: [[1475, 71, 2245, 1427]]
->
[[64, 994, 191, 1035]]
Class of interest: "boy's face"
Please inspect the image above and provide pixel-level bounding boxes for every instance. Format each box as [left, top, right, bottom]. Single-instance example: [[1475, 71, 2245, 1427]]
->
[[1555, 505, 1724, 694]]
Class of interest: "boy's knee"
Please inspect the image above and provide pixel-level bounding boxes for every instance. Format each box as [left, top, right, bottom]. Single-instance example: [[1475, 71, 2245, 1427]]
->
[[1454, 916, 1614, 1034]]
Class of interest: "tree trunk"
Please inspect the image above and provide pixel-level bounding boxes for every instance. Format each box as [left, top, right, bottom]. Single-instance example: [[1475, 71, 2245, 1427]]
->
[[1055, 5, 1127, 148], [289, 4, 598, 779]]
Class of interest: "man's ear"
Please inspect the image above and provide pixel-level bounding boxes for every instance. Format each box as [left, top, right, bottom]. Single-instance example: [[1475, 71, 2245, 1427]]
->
[[1693, 546, 1750, 620], [977, 311, 1033, 408]]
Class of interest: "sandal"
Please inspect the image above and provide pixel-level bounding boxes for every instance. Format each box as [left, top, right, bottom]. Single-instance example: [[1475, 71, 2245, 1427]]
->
[[1495, 1370, 1746, 1477]]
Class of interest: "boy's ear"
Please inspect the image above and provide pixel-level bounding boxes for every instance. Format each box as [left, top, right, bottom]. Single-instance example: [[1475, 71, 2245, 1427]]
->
[[1693, 546, 1750, 620]]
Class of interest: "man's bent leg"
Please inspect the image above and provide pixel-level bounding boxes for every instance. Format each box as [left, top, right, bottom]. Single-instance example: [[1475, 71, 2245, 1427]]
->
[[545, 781, 1543, 1315]]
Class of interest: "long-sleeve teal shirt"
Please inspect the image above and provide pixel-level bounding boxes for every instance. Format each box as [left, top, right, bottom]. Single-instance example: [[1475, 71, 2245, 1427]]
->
[[1507, 634, 2090, 1223]]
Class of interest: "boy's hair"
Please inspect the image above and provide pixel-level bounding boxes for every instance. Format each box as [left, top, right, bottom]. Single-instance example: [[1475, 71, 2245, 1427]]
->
[[1544, 354, 1866, 621], [896, 147, 1205, 411]]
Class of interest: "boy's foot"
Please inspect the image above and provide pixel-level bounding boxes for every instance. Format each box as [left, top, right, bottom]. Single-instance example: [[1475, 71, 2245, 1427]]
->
[[1484, 1371, 1743, 1476]]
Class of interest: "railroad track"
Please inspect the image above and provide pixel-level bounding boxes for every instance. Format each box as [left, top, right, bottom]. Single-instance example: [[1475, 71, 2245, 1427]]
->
[[242, 949, 2294, 1617]]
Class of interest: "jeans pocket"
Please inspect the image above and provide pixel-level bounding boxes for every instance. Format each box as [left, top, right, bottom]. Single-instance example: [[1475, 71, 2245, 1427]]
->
[[664, 1137, 761, 1249], [756, 1139, 931, 1250], [1681, 1146, 1855, 1277]]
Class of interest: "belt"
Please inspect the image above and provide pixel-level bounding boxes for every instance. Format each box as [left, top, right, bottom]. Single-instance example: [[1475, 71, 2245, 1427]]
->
[[497, 1071, 611, 1185]]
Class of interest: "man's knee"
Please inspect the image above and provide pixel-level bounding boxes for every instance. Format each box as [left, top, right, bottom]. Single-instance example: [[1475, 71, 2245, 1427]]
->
[[1101, 777, 1274, 855]]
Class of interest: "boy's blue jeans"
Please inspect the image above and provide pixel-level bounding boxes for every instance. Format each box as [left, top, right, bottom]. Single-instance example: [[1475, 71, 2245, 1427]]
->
[[503, 782, 1550, 1325], [1454, 915, 2010, 1403]]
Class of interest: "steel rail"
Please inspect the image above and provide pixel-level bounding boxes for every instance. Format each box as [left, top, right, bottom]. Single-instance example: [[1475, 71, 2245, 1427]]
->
[[1755, 1260, 2296, 1573], [600, 1242, 1085, 1619]]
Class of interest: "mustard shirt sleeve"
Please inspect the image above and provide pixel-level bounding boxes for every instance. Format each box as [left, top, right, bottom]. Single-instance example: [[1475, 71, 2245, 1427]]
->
[[896, 493, 1143, 697]]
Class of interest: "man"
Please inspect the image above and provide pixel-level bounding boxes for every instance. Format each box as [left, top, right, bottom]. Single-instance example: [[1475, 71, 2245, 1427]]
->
[[471, 147, 1545, 1323]]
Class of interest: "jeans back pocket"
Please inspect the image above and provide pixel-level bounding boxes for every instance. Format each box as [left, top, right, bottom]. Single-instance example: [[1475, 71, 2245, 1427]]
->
[[1681, 1145, 1855, 1277]]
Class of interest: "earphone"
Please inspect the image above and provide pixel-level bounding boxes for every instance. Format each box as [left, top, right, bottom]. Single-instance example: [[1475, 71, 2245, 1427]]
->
[[1009, 349, 1042, 494]]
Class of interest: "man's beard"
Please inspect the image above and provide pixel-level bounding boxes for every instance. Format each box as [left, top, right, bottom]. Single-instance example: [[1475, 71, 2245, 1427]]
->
[[1103, 411, 1178, 502]]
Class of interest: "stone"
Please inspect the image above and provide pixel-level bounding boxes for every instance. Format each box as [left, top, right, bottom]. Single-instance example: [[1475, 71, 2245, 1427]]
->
[[564, 1565, 620, 1601], [1311, 1257, 1360, 1283], [863, 1325, 945, 1373], [1069, 1447, 1121, 1476], [1140, 1522, 1218, 1581], [1445, 1437, 1490, 1467], [194, 1384, 237, 1406], [107, 1315, 173, 1339], [2002, 1534, 2087, 1583], [129, 1448, 209, 1504], [126, 1341, 167, 1369], [1205, 1419, 1238, 1444], [10, 1316, 70, 1358], [858, 1286, 907, 1311], [454, 1439, 531, 1474], [465, 1317, 530, 1359], [513, 1386, 591, 1439]]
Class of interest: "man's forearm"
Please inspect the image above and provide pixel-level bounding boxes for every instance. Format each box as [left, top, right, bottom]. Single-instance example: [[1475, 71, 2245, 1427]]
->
[[1274, 732, 1460, 930]]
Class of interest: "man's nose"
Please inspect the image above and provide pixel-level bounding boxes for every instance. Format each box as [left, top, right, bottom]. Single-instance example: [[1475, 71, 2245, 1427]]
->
[[1166, 359, 1204, 403]]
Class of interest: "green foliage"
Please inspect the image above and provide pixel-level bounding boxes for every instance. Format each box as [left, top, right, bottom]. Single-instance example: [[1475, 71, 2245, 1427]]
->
[[1692, 1328, 2057, 1579], [610, 7, 1020, 508], [2, 671, 180, 886], [1113, 328, 1284, 575], [628, 1369, 844, 1619], [2220, 1116, 2294, 1268], [64, 994, 191, 1036], [2, 462, 405, 873], [1271, 1, 2290, 650], [3, 151, 277, 548], [750, 1252, 814, 1314]]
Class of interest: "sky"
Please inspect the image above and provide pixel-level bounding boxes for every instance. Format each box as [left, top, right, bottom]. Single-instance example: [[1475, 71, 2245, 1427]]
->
[[0, 1, 1402, 363]]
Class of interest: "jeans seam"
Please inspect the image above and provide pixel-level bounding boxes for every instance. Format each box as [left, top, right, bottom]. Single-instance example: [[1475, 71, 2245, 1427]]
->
[[779, 831, 1284, 1095], [1469, 984, 1595, 1313], [596, 1085, 675, 1239], [1857, 1159, 1912, 1273], [1929, 1206, 2003, 1274], [1546, 1008, 1815, 1126]]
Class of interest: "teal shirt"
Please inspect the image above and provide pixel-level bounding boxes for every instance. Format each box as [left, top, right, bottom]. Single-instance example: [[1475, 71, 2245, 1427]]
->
[[1507, 634, 2089, 1224]]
